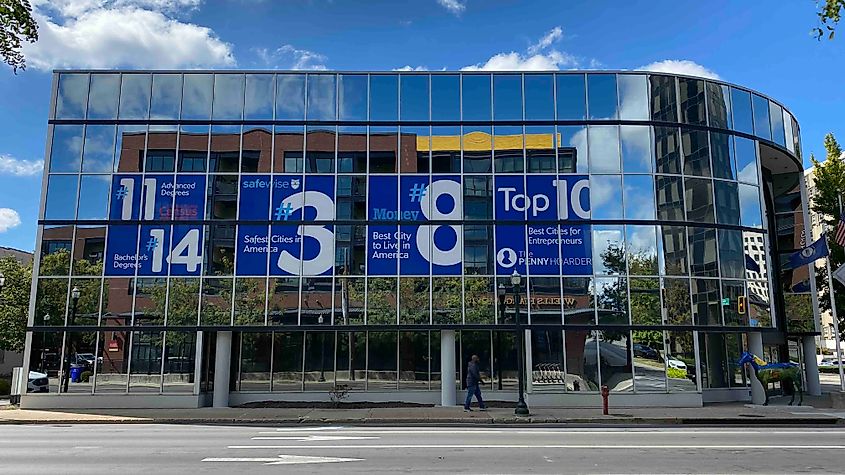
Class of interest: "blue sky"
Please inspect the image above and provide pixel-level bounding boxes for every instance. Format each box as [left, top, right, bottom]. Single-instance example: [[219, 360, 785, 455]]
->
[[0, 0, 842, 251]]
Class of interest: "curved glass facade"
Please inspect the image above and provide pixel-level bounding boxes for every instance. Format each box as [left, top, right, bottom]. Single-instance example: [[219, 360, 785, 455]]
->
[[27, 71, 812, 400]]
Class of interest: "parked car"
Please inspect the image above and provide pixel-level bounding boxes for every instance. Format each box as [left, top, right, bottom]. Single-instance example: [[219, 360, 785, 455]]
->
[[27, 371, 49, 393], [633, 344, 659, 360], [820, 359, 842, 367]]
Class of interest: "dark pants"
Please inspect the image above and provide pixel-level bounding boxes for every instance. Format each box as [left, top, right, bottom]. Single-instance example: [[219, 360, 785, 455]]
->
[[464, 382, 485, 409]]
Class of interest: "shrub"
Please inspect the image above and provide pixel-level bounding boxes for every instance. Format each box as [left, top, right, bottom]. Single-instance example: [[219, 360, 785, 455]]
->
[[0, 378, 11, 396], [666, 367, 687, 379], [328, 384, 350, 407], [80, 371, 92, 383]]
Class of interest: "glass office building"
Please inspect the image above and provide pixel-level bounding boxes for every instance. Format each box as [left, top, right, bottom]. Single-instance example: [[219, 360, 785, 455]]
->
[[22, 70, 818, 408]]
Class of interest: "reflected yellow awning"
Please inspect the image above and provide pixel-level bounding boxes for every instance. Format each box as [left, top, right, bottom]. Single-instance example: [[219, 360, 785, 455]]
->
[[417, 132, 558, 152]]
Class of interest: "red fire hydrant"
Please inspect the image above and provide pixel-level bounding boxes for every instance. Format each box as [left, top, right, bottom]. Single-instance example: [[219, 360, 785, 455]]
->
[[600, 385, 609, 415]]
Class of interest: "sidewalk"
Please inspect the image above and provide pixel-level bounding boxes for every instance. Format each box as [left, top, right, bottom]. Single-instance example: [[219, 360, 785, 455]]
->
[[2, 401, 844, 425]]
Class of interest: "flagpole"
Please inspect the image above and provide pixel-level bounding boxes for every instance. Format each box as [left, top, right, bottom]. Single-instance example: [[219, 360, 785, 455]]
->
[[835, 196, 845, 391]]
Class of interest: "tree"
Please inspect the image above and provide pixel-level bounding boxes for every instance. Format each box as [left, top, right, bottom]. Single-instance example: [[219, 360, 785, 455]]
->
[[814, 0, 845, 40], [811, 133, 845, 338], [0, 256, 30, 352], [0, 0, 38, 72]]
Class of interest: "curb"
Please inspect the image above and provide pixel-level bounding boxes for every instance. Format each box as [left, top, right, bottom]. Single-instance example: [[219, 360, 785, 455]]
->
[[0, 416, 841, 425]]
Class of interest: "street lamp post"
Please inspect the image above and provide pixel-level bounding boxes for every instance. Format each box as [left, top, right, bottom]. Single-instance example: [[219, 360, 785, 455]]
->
[[62, 286, 80, 393], [318, 315, 326, 382], [497, 283, 506, 391], [511, 271, 529, 416]]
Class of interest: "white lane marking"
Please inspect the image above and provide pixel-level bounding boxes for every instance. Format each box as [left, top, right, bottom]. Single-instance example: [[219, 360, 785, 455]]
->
[[252, 435, 380, 441], [203, 455, 363, 465], [228, 444, 845, 450], [270, 426, 345, 432], [257, 429, 845, 436]]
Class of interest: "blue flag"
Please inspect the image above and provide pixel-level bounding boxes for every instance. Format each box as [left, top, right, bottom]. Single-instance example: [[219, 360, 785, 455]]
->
[[787, 236, 829, 269], [745, 254, 761, 273]]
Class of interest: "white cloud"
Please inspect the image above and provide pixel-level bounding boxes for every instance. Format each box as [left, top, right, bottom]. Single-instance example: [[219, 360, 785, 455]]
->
[[638, 60, 720, 80], [436, 0, 465, 15], [0, 154, 43, 176], [394, 65, 429, 71], [463, 26, 587, 71], [0, 209, 22, 233], [254, 44, 327, 70], [462, 50, 577, 71], [527, 26, 562, 55], [22, 0, 235, 70]]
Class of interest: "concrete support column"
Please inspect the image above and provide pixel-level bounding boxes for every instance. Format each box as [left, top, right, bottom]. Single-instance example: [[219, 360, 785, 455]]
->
[[524, 329, 533, 393], [193, 331, 204, 396], [440, 330, 456, 406], [802, 335, 822, 396], [747, 332, 765, 405], [213, 331, 232, 408]]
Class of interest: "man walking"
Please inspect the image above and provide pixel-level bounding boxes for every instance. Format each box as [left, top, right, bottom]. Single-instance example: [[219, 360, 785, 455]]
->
[[464, 354, 487, 411]]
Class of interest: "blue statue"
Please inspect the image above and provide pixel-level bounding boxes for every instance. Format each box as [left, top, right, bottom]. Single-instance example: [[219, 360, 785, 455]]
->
[[738, 351, 802, 406]]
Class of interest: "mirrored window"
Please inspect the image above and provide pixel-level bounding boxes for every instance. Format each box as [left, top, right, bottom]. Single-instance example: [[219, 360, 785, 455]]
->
[[769, 101, 786, 147], [710, 132, 735, 180], [751, 94, 771, 140], [632, 328, 666, 392], [587, 74, 617, 120], [784, 110, 795, 154], [244, 74, 274, 120], [706, 82, 731, 129], [338, 74, 367, 121], [730, 88, 753, 134], [87, 73, 120, 120], [463, 176, 492, 220], [82, 125, 116, 173], [525, 125, 555, 173], [692, 279, 720, 325], [465, 277, 494, 322], [681, 128, 710, 177], [367, 278, 397, 324], [399, 278, 430, 324], [128, 331, 163, 393], [370, 74, 398, 121], [166, 278, 200, 325], [462, 74, 491, 121], [212, 74, 244, 120], [56, 73, 88, 119], [620, 125, 651, 173], [177, 125, 208, 172], [275, 74, 306, 120], [493, 126, 523, 172], [150, 73, 182, 119], [77, 175, 110, 220], [524, 74, 554, 120], [274, 125, 304, 173], [684, 178, 715, 223], [431, 126, 458, 173], [369, 126, 398, 173], [739, 184, 763, 228], [590, 175, 623, 219], [45, 175, 79, 219], [734, 137, 758, 184], [588, 125, 620, 173], [557, 125, 587, 173], [401, 126, 430, 172], [714, 181, 740, 225], [181, 74, 213, 120], [200, 278, 233, 325], [462, 125, 492, 173], [718, 229, 745, 279], [50, 125, 84, 172], [400, 74, 429, 121], [241, 124, 272, 172], [593, 225, 625, 275], [678, 78, 706, 125], [688, 227, 718, 277], [337, 126, 367, 173], [617, 74, 648, 120], [722, 280, 747, 326], [305, 125, 336, 173], [650, 75, 677, 122], [556, 74, 586, 120], [562, 277, 594, 324], [431, 74, 459, 121], [210, 125, 240, 173], [630, 277, 660, 324], [464, 226, 493, 273], [663, 278, 691, 324], [625, 225, 658, 275], [307, 74, 337, 121], [493, 74, 522, 120], [596, 280, 628, 324], [654, 126, 680, 174], [655, 175, 685, 221], [114, 125, 146, 172], [119, 74, 151, 119], [432, 277, 462, 324], [660, 225, 688, 275], [624, 175, 656, 220]]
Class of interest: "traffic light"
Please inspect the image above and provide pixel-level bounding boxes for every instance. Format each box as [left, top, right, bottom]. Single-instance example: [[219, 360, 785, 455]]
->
[[737, 296, 746, 314]]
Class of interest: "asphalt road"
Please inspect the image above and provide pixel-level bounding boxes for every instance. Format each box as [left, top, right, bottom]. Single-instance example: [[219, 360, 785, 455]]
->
[[2, 423, 845, 473]]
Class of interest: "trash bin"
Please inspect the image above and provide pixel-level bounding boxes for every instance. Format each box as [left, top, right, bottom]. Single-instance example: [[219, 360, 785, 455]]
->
[[69, 365, 82, 383]]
